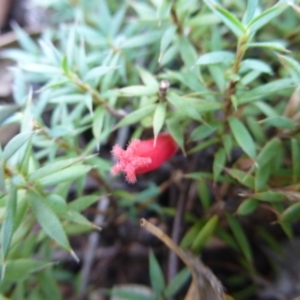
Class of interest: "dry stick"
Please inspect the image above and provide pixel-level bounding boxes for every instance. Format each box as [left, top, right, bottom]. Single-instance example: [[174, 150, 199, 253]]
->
[[78, 126, 129, 299], [141, 218, 187, 263], [79, 196, 109, 300], [168, 152, 200, 282], [140, 218, 224, 300], [167, 184, 187, 282]]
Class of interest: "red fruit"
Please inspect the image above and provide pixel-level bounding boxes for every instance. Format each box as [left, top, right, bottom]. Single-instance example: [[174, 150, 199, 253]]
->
[[111, 133, 178, 183]]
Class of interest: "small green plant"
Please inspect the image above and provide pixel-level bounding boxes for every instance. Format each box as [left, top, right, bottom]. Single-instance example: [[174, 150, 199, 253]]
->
[[1, 0, 300, 298]]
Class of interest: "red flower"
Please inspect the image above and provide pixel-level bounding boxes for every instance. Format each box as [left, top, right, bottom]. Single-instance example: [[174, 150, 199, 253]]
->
[[111, 133, 178, 183]]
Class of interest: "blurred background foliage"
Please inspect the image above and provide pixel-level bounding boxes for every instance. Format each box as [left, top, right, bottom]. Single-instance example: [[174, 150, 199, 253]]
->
[[0, 0, 300, 299]]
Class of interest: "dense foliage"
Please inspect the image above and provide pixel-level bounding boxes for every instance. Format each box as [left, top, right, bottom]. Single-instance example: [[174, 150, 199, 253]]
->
[[0, 0, 300, 299]]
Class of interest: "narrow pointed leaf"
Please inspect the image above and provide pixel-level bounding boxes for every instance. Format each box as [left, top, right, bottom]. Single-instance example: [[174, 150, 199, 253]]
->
[[116, 105, 156, 128], [0, 259, 53, 281], [204, 0, 245, 37], [228, 117, 256, 159], [37, 165, 92, 187], [153, 103, 167, 141], [164, 268, 191, 299], [237, 198, 258, 215], [1, 183, 17, 261], [191, 215, 218, 252], [159, 26, 177, 63], [243, 0, 258, 24], [138, 68, 159, 90], [227, 214, 252, 263], [166, 118, 185, 152], [27, 189, 71, 251], [247, 1, 288, 34], [196, 51, 235, 65], [149, 250, 165, 297], [3, 132, 33, 162], [28, 157, 89, 182], [281, 202, 300, 222], [213, 148, 226, 182]]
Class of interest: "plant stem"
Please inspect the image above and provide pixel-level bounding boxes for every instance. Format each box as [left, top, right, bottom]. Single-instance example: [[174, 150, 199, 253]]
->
[[224, 34, 248, 117]]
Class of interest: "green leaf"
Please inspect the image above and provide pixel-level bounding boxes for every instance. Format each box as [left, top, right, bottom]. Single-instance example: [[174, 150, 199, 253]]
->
[[279, 221, 293, 239], [1, 183, 17, 262], [242, 0, 258, 24], [164, 268, 191, 298], [237, 78, 295, 105], [138, 68, 159, 90], [92, 106, 105, 147], [68, 195, 100, 212], [259, 116, 296, 130], [213, 148, 226, 182], [191, 215, 218, 253], [117, 85, 157, 97], [26, 189, 71, 251], [115, 105, 156, 128], [111, 286, 154, 300], [227, 214, 252, 263], [292, 139, 300, 183], [208, 64, 226, 92], [196, 51, 235, 65], [121, 31, 162, 48], [247, 1, 288, 34], [197, 179, 211, 210], [254, 101, 278, 118], [225, 168, 255, 189], [278, 54, 300, 78], [149, 250, 165, 297], [11, 22, 39, 53], [0, 259, 52, 281], [255, 162, 271, 192], [38, 269, 62, 300], [0, 104, 20, 125], [98, 0, 111, 34], [20, 63, 59, 75], [3, 132, 33, 162], [0, 146, 5, 194], [190, 123, 217, 141], [180, 220, 205, 249], [84, 66, 117, 86], [243, 41, 290, 53], [179, 36, 198, 70], [256, 138, 281, 168], [61, 55, 69, 75], [159, 26, 177, 63], [237, 198, 258, 215], [281, 202, 300, 222], [153, 103, 167, 141], [166, 118, 185, 153], [222, 134, 233, 160], [184, 97, 222, 113], [253, 191, 285, 202], [240, 59, 273, 75], [36, 165, 92, 187], [110, 5, 127, 37], [46, 193, 68, 217], [28, 157, 89, 182], [246, 116, 266, 144], [228, 117, 256, 159], [167, 93, 201, 121], [65, 210, 101, 230], [204, 0, 245, 37]]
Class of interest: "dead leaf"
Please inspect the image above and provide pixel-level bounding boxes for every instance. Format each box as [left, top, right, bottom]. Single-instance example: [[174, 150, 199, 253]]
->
[[283, 89, 300, 121], [140, 218, 224, 300]]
